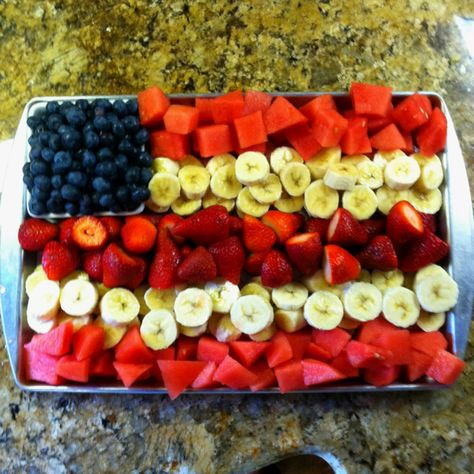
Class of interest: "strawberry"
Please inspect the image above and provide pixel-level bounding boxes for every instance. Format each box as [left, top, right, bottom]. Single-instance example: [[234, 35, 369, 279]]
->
[[181, 245, 193, 257], [100, 217, 122, 241], [285, 232, 322, 276], [386, 201, 424, 244], [420, 212, 437, 234], [261, 250, 293, 288], [208, 236, 245, 284], [82, 250, 103, 281], [59, 218, 77, 247], [261, 210, 304, 244], [228, 216, 243, 236], [129, 256, 147, 289], [18, 218, 58, 251], [72, 216, 108, 251], [244, 251, 269, 275], [171, 206, 229, 245], [360, 218, 385, 241], [102, 243, 144, 289], [177, 246, 217, 283], [323, 244, 361, 284], [149, 229, 183, 289], [41, 241, 79, 280], [242, 215, 276, 253], [121, 216, 157, 254], [398, 230, 449, 272], [326, 208, 368, 246], [356, 235, 398, 271], [127, 214, 161, 228], [306, 218, 330, 243]]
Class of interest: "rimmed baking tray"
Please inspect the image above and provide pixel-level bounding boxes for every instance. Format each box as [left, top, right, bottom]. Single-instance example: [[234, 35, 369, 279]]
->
[[1, 92, 473, 394]]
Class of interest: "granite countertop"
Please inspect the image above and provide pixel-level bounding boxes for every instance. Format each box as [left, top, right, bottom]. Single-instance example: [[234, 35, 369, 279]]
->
[[0, 1, 473, 473]]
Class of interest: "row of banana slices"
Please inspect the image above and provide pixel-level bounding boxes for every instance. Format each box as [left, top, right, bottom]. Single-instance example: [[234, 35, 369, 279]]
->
[[145, 147, 444, 219], [25, 262, 458, 351]]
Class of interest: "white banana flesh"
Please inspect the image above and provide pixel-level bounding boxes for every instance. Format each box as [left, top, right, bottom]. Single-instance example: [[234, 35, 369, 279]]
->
[[100, 288, 140, 326], [376, 186, 408, 215], [174, 288, 213, 327], [214, 314, 242, 342], [240, 282, 271, 302], [235, 151, 270, 185], [94, 316, 128, 349], [27, 280, 60, 324], [271, 282, 308, 310], [210, 164, 242, 199], [152, 157, 180, 175], [384, 155, 420, 190], [412, 153, 443, 192], [249, 322, 277, 342], [178, 165, 210, 199], [57, 311, 91, 333], [275, 309, 307, 333], [206, 153, 236, 175], [382, 287, 420, 328], [171, 195, 202, 216], [416, 310, 446, 332], [144, 287, 177, 312], [25, 268, 58, 298], [178, 322, 207, 337], [140, 310, 178, 350], [301, 270, 344, 298], [373, 150, 407, 170], [280, 162, 311, 197], [202, 189, 235, 212], [274, 192, 304, 213], [304, 290, 344, 330], [304, 179, 339, 218], [324, 163, 358, 191], [342, 185, 378, 220], [60, 279, 98, 317], [305, 146, 341, 179], [371, 269, 404, 294], [230, 294, 274, 335], [236, 187, 270, 217], [148, 173, 181, 207], [415, 273, 459, 313], [248, 173, 282, 204], [406, 188, 442, 214], [270, 146, 303, 174], [343, 282, 383, 322], [357, 160, 384, 189], [204, 279, 241, 313]]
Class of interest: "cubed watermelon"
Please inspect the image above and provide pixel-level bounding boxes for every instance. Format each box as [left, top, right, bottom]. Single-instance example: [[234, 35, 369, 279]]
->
[[211, 90, 244, 124], [158, 360, 207, 399], [233, 111, 267, 148], [426, 349, 465, 385], [392, 93, 432, 132], [149, 130, 190, 160], [286, 329, 312, 360], [235, 142, 267, 155], [213, 355, 257, 389], [299, 95, 336, 121], [357, 317, 398, 344], [416, 107, 447, 156], [195, 97, 214, 123], [163, 104, 200, 135], [242, 90, 273, 115], [137, 86, 170, 127], [56, 355, 90, 383], [266, 331, 293, 368], [331, 350, 359, 378], [263, 96, 308, 135], [364, 365, 400, 387], [311, 328, 351, 358], [153, 346, 176, 380], [90, 351, 117, 378], [114, 362, 153, 387], [372, 329, 412, 365], [274, 360, 305, 393], [115, 325, 155, 364], [191, 361, 219, 389], [402, 131, 414, 153], [311, 109, 348, 147], [197, 336, 229, 364], [176, 336, 198, 361], [350, 82, 393, 117], [366, 115, 393, 133], [284, 124, 322, 160], [229, 340, 270, 368], [73, 325, 105, 361], [305, 342, 332, 362], [369, 124, 406, 151], [23, 344, 64, 385], [346, 340, 392, 369], [249, 361, 277, 392], [302, 359, 346, 386], [29, 321, 73, 356], [195, 124, 233, 157], [340, 117, 372, 155], [407, 349, 433, 382], [409, 331, 447, 357]]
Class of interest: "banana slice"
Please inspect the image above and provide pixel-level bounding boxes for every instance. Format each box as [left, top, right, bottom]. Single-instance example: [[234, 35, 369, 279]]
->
[[357, 160, 384, 189], [57, 311, 91, 333], [249, 322, 277, 342], [60, 270, 90, 287], [95, 282, 111, 299], [206, 153, 236, 175], [178, 322, 207, 337], [202, 189, 235, 212], [25, 268, 58, 298], [271, 282, 308, 310], [342, 185, 378, 220], [204, 279, 241, 313], [236, 187, 270, 217], [100, 288, 140, 326], [357, 269, 372, 283], [304, 180, 339, 218], [338, 316, 361, 330], [270, 146, 303, 174], [240, 282, 271, 302], [412, 153, 443, 192], [178, 165, 210, 199], [413, 264, 447, 288], [274, 192, 304, 213], [341, 155, 371, 167], [144, 287, 176, 312], [171, 195, 202, 216], [305, 146, 341, 179], [343, 282, 383, 322], [324, 163, 358, 191], [214, 314, 242, 342], [230, 295, 274, 335], [405, 188, 442, 214], [248, 173, 282, 204], [403, 272, 416, 290], [235, 151, 270, 185], [371, 269, 404, 294], [27, 279, 61, 322], [179, 155, 204, 167], [148, 173, 181, 207], [376, 186, 408, 215], [416, 310, 446, 332], [152, 157, 180, 175], [145, 199, 170, 214], [207, 312, 223, 337], [60, 279, 98, 317], [382, 287, 420, 328], [275, 309, 307, 333], [210, 164, 242, 199], [304, 290, 344, 330], [373, 150, 407, 169], [133, 285, 149, 316], [27, 312, 57, 334], [174, 288, 213, 327], [301, 270, 344, 298], [280, 162, 311, 197], [94, 316, 128, 349], [140, 310, 178, 350], [384, 155, 420, 190], [415, 273, 459, 313]]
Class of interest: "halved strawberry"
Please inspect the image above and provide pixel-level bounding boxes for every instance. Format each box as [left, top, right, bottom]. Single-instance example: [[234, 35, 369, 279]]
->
[[326, 208, 368, 246], [261, 210, 303, 244], [121, 216, 157, 254], [72, 216, 108, 251], [42, 241, 79, 280], [420, 212, 437, 234], [244, 251, 269, 275], [386, 201, 424, 244], [100, 217, 122, 241], [285, 232, 322, 276], [360, 218, 385, 241], [305, 218, 330, 243], [102, 243, 145, 289], [59, 217, 77, 247], [228, 215, 243, 235], [208, 236, 245, 284], [242, 215, 276, 253], [356, 235, 398, 271], [177, 246, 217, 284], [18, 218, 58, 251], [149, 229, 182, 289], [82, 250, 103, 281], [261, 250, 293, 288], [323, 245, 360, 284]]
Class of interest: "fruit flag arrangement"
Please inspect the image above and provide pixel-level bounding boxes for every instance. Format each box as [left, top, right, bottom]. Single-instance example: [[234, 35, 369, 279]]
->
[[19, 83, 466, 399]]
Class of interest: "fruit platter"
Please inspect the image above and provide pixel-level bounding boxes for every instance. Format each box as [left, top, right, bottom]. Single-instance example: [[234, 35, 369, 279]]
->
[[0, 84, 472, 398]]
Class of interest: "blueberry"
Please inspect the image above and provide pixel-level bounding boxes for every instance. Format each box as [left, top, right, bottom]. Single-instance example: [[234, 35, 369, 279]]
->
[[95, 161, 117, 179], [112, 121, 126, 137], [47, 114, 63, 131], [47, 197, 64, 214], [134, 128, 149, 146], [92, 177, 111, 193], [58, 124, 73, 135], [30, 160, 49, 176], [66, 107, 87, 128], [83, 121, 95, 134], [51, 175, 64, 190], [99, 132, 116, 149], [112, 100, 128, 117], [46, 101, 60, 114], [96, 147, 113, 162], [41, 147, 55, 162], [95, 99, 113, 111], [82, 150, 96, 169], [126, 99, 138, 114], [61, 184, 81, 201], [99, 193, 115, 209], [59, 102, 73, 116], [34, 175, 51, 192], [116, 186, 129, 203], [27, 116, 43, 130], [118, 138, 134, 156], [79, 195, 92, 214], [61, 129, 82, 150], [115, 153, 128, 169], [93, 115, 110, 132], [65, 202, 79, 215], [48, 133, 61, 151], [76, 99, 89, 111], [125, 166, 141, 184], [94, 106, 106, 117], [84, 130, 100, 149], [137, 151, 152, 167], [28, 135, 40, 147], [67, 171, 87, 188], [23, 172, 34, 190], [106, 112, 120, 124], [122, 115, 140, 133], [39, 131, 51, 147], [29, 146, 42, 161], [29, 198, 47, 215], [31, 186, 47, 201], [91, 192, 101, 206], [140, 168, 153, 185], [130, 187, 150, 203], [23, 162, 31, 174], [71, 161, 82, 172], [53, 151, 73, 174], [50, 189, 62, 201]]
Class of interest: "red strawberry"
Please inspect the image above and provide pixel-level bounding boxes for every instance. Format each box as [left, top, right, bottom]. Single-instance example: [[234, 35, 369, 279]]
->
[[323, 244, 361, 284], [285, 232, 322, 276], [102, 243, 144, 289], [121, 216, 157, 254], [360, 218, 385, 241], [127, 214, 161, 228], [208, 236, 245, 284], [242, 215, 276, 253], [244, 252, 269, 275], [327, 208, 368, 246], [261, 250, 293, 288], [100, 217, 122, 241], [420, 212, 437, 234], [261, 210, 303, 244], [171, 206, 229, 246], [386, 201, 424, 244], [42, 241, 79, 280], [306, 218, 330, 242], [398, 231, 449, 272], [82, 251, 103, 281], [228, 216, 243, 236], [59, 218, 77, 247], [72, 216, 108, 251], [158, 214, 183, 233], [149, 230, 183, 289], [18, 218, 58, 251], [177, 246, 217, 283], [356, 235, 398, 271], [181, 245, 193, 257], [129, 256, 147, 289]]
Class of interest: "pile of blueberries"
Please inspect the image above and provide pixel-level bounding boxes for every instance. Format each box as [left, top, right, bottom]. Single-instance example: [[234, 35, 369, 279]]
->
[[23, 98, 153, 215]]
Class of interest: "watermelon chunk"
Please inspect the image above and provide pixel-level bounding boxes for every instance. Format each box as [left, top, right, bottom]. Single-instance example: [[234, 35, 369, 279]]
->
[[286, 329, 312, 360], [197, 336, 229, 364], [305, 342, 332, 362], [137, 85, 170, 127], [29, 321, 73, 356], [302, 359, 346, 386], [163, 104, 200, 135], [23, 344, 64, 385], [402, 131, 414, 153], [56, 355, 90, 383], [114, 362, 153, 387], [115, 325, 155, 364], [416, 107, 447, 156], [152, 346, 176, 381], [195, 124, 233, 157], [158, 360, 207, 399], [311, 109, 348, 147], [372, 329, 412, 365], [235, 142, 267, 155], [364, 365, 400, 387], [311, 328, 351, 358], [350, 82, 393, 117], [274, 360, 305, 393], [345, 340, 392, 369], [357, 317, 398, 344], [213, 355, 257, 389], [299, 95, 336, 121], [90, 351, 117, 378], [331, 350, 359, 378], [195, 97, 214, 123], [242, 90, 273, 115], [191, 361, 219, 389], [366, 115, 393, 133], [149, 130, 189, 160], [249, 361, 277, 392], [176, 336, 198, 361], [73, 325, 105, 361], [407, 349, 433, 382], [233, 111, 267, 148], [369, 124, 406, 151], [263, 96, 308, 135], [426, 349, 465, 385], [266, 331, 293, 368], [284, 124, 322, 160], [229, 340, 270, 368], [392, 93, 431, 132], [409, 331, 447, 357], [340, 117, 372, 155], [211, 90, 244, 124]]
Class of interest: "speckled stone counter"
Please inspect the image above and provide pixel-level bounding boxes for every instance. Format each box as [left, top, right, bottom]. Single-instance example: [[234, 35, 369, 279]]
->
[[0, 1, 473, 473]]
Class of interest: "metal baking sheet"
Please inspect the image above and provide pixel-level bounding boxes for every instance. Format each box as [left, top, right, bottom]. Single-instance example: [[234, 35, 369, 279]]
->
[[1, 92, 473, 395]]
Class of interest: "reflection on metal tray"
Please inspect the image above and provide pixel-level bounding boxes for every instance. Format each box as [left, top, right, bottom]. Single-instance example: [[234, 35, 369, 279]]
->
[[1, 92, 473, 395]]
